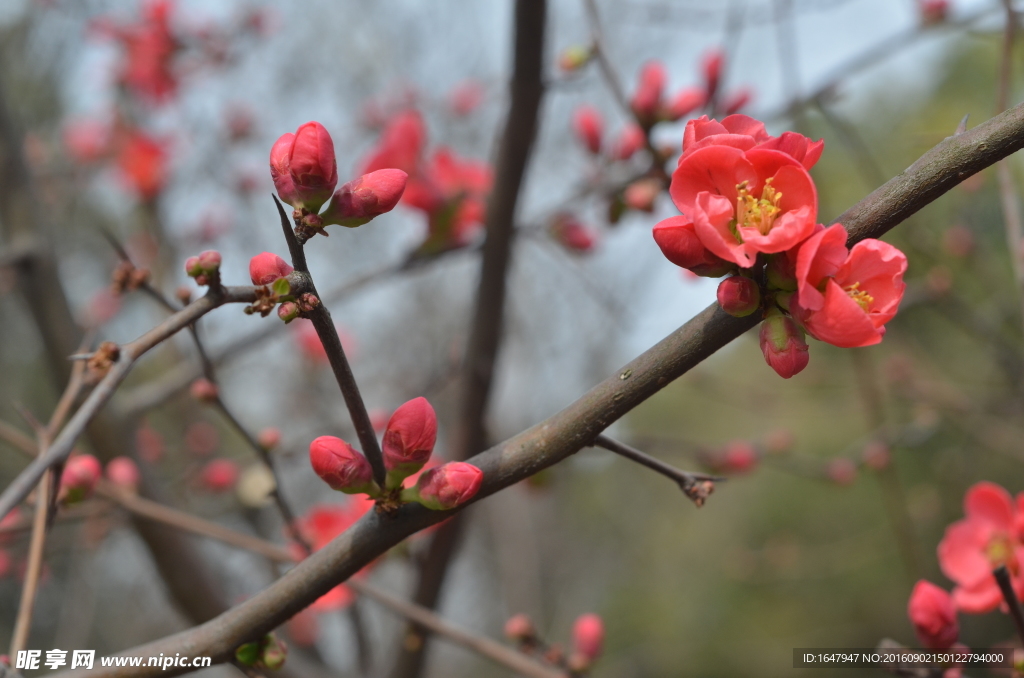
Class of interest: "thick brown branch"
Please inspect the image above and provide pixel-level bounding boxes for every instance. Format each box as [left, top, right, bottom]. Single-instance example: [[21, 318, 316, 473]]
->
[[52, 83, 1024, 678]]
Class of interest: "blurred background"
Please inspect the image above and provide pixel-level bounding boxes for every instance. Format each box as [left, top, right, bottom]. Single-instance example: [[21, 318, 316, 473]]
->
[[0, 0, 1021, 676]]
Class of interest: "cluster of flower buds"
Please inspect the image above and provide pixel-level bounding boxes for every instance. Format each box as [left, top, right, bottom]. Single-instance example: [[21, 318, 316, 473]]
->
[[271, 122, 408, 241], [503, 612, 605, 673], [184, 250, 222, 287], [235, 632, 287, 671], [308, 397, 483, 511], [59, 454, 102, 504], [653, 114, 908, 378]]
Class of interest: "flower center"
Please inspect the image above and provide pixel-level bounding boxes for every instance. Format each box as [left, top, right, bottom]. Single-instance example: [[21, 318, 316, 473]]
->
[[986, 533, 1018, 572], [844, 282, 874, 311], [736, 178, 783, 236]]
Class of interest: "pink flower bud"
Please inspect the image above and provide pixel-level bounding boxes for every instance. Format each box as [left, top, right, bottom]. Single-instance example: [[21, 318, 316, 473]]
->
[[105, 456, 140, 492], [197, 249, 222, 271], [653, 216, 733, 278], [572, 105, 603, 155], [382, 397, 438, 485], [320, 169, 408, 228], [309, 436, 376, 495], [60, 454, 102, 504], [723, 88, 753, 115], [721, 441, 758, 474], [258, 428, 282, 450], [623, 178, 660, 212], [200, 458, 239, 492], [190, 378, 219, 403], [404, 461, 483, 510], [184, 256, 202, 277], [631, 61, 666, 124], [909, 580, 959, 649], [759, 309, 809, 379], [662, 87, 705, 122], [270, 122, 338, 212], [550, 214, 598, 253], [249, 252, 294, 286], [861, 440, 891, 471], [702, 49, 724, 100], [572, 614, 604, 662], [278, 301, 300, 323], [504, 613, 535, 642], [826, 458, 857, 486], [716, 276, 760, 317], [610, 123, 645, 161]]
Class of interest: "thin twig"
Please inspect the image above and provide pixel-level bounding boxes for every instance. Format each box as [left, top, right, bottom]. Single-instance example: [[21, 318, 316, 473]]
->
[[8, 466, 50, 656], [592, 434, 721, 507], [993, 565, 1024, 646]]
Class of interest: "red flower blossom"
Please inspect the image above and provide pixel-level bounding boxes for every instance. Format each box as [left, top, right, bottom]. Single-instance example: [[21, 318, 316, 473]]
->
[[681, 115, 823, 170], [572, 614, 605, 661], [59, 454, 102, 504], [362, 110, 427, 176], [106, 457, 141, 492], [662, 87, 705, 122], [248, 252, 294, 286], [652, 215, 732, 278], [938, 482, 1024, 613], [199, 458, 238, 493], [295, 498, 375, 611], [550, 214, 598, 253], [382, 397, 438, 486], [631, 61, 666, 125], [270, 122, 338, 212], [405, 461, 483, 510], [671, 144, 818, 267], [908, 580, 959, 649], [104, 0, 180, 104], [610, 123, 645, 161], [320, 169, 408, 228], [572, 105, 603, 155], [309, 436, 375, 495], [792, 228, 907, 348], [116, 130, 168, 200]]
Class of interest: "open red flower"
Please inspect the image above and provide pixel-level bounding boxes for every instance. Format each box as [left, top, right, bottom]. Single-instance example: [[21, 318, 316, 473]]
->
[[671, 145, 817, 267], [938, 482, 1024, 613], [792, 231, 906, 348], [681, 115, 823, 170], [295, 497, 375, 611], [362, 110, 426, 176], [908, 580, 959, 649], [652, 216, 732, 278]]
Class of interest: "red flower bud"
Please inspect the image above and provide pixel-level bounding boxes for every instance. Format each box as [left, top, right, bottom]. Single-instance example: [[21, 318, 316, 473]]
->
[[277, 301, 299, 323], [720, 440, 758, 474], [550, 213, 598, 253], [504, 614, 536, 642], [759, 309, 809, 379], [702, 49, 724, 100], [908, 580, 959, 649], [716, 276, 760, 317], [572, 105, 603, 155], [404, 461, 483, 510], [60, 454, 102, 504], [105, 456, 140, 492], [653, 216, 733, 278], [382, 397, 438, 486], [249, 252, 294, 286], [309, 436, 376, 495], [184, 256, 202, 277], [662, 87, 705, 122], [826, 458, 857, 486], [270, 121, 338, 212], [200, 458, 239, 493], [623, 178, 660, 212], [610, 123, 645, 161], [258, 428, 282, 450], [190, 378, 219, 403], [572, 614, 605, 662], [321, 169, 408, 228], [631, 61, 666, 124], [861, 440, 891, 471], [198, 250, 222, 270]]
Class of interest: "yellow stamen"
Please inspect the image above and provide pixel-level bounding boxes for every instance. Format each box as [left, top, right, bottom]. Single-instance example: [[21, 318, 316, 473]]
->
[[735, 178, 783, 236], [845, 282, 874, 311]]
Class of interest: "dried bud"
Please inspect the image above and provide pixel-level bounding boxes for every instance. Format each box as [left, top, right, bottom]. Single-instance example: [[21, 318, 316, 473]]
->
[[623, 178, 660, 212], [249, 252, 294, 286], [190, 378, 219, 403], [382, 397, 438, 487], [309, 436, 376, 495], [716, 276, 760, 317], [759, 309, 809, 379], [558, 44, 592, 72], [403, 461, 483, 510], [258, 427, 282, 450], [270, 122, 338, 213], [105, 456, 140, 492], [504, 613, 536, 642], [320, 169, 408, 228], [60, 454, 102, 504], [610, 123, 645, 161], [572, 614, 605, 662], [572, 105, 603, 155], [200, 458, 239, 492], [277, 301, 300, 323]]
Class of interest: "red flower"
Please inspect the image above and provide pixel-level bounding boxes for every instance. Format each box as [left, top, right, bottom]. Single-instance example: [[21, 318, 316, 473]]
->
[[406, 461, 483, 510], [106, 457, 141, 492], [652, 216, 732, 278], [308, 436, 375, 495], [759, 308, 809, 379], [382, 397, 438, 485], [671, 145, 818, 267], [270, 122, 338, 212], [610, 123, 645, 161], [295, 498, 375, 611], [199, 459, 238, 492], [63, 118, 112, 164], [116, 131, 168, 200], [106, 0, 180, 104], [631, 61, 666, 125], [938, 482, 1024, 613], [792, 231, 907, 348], [410, 148, 493, 251], [702, 49, 724, 100], [662, 87, 705, 122], [321, 169, 408, 228], [716, 275, 760, 317], [681, 115, 823, 170], [59, 455, 102, 504], [572, 614, 605, 661], [572, 105, 603, 155], [362, 110, 427, 176], [248, 252, 294, 286], [723, 88, 753, 115], [908, 580, 959, 649], [550, 214, 598, 253]]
